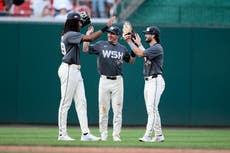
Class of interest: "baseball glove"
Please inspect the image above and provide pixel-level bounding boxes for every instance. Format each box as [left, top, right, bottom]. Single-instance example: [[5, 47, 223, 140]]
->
[[122, 22, 133, 37], [122, 21, 138, 45], [79, 11, 91, 28]]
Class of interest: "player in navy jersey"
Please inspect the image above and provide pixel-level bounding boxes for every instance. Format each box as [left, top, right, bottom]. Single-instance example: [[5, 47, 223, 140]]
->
[[58, 12, 116, 141], [124, 26, 165, 142], [83, 25, 135, 141]]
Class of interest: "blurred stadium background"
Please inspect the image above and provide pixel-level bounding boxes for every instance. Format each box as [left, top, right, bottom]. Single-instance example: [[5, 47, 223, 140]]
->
[[0, 0, 229, 127]]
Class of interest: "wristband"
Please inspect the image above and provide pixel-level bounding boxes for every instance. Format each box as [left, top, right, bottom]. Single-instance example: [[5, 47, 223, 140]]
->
[[101, 25, 109, 33], [139, 45, 145, 51], [130, 51, 136, 57], [128, 42, 136, 50]]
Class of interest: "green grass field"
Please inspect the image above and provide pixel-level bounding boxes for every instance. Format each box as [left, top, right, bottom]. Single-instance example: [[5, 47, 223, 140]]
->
[[0, 126, 230, 149]]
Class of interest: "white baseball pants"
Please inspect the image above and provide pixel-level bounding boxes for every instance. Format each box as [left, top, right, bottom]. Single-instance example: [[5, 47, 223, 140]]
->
[[144, 75, 165, 137], [58, 63, 90, 136], [98, 75, 123, 138]]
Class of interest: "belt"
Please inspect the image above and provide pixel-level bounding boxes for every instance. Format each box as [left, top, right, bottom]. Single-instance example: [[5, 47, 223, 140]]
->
[[144, 74, 160, 81], [62, 62, 81, 70], [101, 75, 121, 80], [106, 76, 117, 80]]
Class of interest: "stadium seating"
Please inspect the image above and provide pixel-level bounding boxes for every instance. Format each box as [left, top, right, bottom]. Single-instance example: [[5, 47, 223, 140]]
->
[[11, 1, 31, 17]]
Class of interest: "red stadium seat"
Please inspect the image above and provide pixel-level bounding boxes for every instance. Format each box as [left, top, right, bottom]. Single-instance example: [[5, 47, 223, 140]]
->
[[11, 1, 31, 17]]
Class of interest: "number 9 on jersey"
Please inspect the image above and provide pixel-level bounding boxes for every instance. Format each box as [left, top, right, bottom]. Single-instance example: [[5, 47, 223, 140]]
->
[[61, 42, 67, 55]]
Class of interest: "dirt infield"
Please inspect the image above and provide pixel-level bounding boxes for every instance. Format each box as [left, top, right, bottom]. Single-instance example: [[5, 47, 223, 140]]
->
[[0, 146, 230, 153]]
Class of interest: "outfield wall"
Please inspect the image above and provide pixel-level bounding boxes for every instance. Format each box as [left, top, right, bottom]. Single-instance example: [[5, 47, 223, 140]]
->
[[0, 22, 230, 126]]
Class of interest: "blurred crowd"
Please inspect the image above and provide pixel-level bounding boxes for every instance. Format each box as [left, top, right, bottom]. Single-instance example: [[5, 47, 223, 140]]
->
[[0, 0, 120, 19]]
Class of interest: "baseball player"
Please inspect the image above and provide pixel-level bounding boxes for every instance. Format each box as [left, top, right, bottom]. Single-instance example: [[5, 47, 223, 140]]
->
[[58, 11, 116, 141], [123, 26, 165, 142], [83, 26, 135, 141]]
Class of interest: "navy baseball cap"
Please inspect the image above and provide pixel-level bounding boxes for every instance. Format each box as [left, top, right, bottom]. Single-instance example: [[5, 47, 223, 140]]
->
[[143, 26, 160, 35], [67, 12, 81, 20], [106, 26, 121, 35]]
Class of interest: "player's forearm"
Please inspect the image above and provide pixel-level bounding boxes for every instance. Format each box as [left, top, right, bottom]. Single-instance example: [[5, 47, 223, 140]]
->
[[128, 42, 146, 57], [129, 57, 135, 64], [82, 31, 102, 42], [82, 26, 109, 42], [133, 48, 145, 57]]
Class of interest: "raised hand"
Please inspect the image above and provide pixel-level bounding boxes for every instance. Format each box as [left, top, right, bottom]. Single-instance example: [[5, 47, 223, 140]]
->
[[106, 16, 116, 27], [133, 33, 142, 47], [86, 26, 94, 35], [123, 34, 132, 43]]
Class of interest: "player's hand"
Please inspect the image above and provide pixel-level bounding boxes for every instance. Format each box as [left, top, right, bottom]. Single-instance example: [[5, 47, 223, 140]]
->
[[86, 26, 94, 35], [123, 33, 132, 43], [133, 33, 142, 46], [106, 16, 116, 27]]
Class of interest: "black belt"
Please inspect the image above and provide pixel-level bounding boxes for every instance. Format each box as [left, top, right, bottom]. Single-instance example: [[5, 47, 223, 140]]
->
[[145, 74, 160, 81], [62, 62, 81, 70], [106, 76, 117, 80]]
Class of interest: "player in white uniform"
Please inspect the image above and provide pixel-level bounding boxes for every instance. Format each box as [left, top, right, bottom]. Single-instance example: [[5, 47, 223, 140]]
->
[[124, 26, 165, 142], [83, 26, 135, 141], [58, 12, 115, 141]]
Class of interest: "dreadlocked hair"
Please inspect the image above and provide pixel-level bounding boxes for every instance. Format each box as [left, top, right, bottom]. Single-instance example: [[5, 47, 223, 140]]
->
[[62, 19, 80, 35]]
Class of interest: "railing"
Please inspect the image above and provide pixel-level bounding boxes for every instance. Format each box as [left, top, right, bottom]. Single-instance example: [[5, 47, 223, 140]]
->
[[116, 0, 145, 22]]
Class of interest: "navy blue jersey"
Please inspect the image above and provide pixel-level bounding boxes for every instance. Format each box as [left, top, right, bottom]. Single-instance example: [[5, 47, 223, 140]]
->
[[88, 41, 131, 76], [144, 43, 163, 77], [61, 31, 84, 65]]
